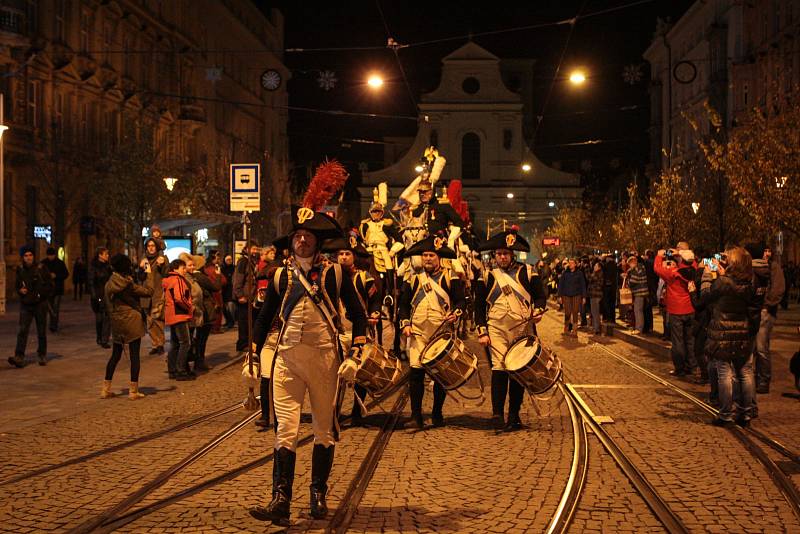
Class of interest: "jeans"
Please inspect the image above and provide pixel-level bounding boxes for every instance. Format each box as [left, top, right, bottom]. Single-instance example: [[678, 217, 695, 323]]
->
[[602, 285, 616, 322], [15, 303, 48, 356], [194, 324, 212, 366], [590, 297, 601, 333], [668, 313, 695, 373], [167, 322, 192, 375], [562, 295, 582, 330], [754, 309, 774, 386], [713, 355, 755, 422], [236, 302, 253, 352], [643, 295, 654, 333], [73, 281, 85, 300], [224, 301, 236, 328], [47, 294, 61, 331], [95, 307, 111, 345], [633, 296, 646, 332], [105, 339, 141, 381], [661, 307, 670, 338]]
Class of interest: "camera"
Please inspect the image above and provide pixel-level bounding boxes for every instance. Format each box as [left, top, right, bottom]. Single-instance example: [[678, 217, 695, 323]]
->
[[664, 249, 676, 261]]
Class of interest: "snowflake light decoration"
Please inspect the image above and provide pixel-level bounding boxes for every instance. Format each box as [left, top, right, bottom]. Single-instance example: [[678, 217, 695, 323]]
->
[[317, 70, 338, 91], [623, 64, 643, 85]]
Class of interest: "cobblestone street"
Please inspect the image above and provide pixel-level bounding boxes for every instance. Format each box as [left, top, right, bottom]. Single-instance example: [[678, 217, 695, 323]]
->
[[1, 300, 799, 532]]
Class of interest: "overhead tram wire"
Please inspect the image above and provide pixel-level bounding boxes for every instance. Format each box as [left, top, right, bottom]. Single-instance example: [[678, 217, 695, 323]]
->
[[375, 0, 419, 111]]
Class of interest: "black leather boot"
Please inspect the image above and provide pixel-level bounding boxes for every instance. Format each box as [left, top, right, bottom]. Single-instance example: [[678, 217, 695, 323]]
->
[[255, 378, 271, 428], [432, 382, 446, 427], [505, 379, 525, 432], [310, 444, 335, 519], [250, 447, 295, 526], [409, 368, 425, 429], [491, 371, 508, 429]]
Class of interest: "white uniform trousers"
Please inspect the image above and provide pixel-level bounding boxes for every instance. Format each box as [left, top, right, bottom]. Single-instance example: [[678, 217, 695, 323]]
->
[[487, 317, 533, 369], [406, 316, 443, 369], [272, 343, 339, 451]]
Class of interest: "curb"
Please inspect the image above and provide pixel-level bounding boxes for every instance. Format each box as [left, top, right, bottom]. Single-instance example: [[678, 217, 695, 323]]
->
[[609, 326, 671, 359]]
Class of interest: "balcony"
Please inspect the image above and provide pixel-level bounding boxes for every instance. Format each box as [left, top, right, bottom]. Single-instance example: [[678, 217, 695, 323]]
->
[[178, 103, 206, 136]]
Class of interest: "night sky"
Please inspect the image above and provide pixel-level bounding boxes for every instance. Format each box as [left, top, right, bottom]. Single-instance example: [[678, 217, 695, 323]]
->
[[265, 1, 695, 195]]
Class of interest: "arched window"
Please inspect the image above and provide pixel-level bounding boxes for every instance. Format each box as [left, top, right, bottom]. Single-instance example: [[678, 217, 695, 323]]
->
[[461, 133, 480, 180]]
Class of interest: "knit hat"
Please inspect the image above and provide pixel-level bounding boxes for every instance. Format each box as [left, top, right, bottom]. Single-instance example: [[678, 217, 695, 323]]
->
[[110, 253, 133, 274], [19, 245, 34, 257]]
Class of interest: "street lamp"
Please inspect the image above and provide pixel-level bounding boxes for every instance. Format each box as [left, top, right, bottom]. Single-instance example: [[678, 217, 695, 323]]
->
[[691, 202, 700, 214], [644, 217, 651, 226], [506, 193, 514, 199], [0, 93, 7, 315], [414, 164, 424, 173], [163, 176, 178, 191], [521, 163, 531, 172], [548, 201, 555, 208], [367, 74, 384, 89], [569, 70, 587, 86]]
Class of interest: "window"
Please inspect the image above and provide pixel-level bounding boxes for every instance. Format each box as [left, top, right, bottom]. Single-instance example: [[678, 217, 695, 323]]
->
[[503, 129, 512, 150], [79, 9, 90, 52], [54, 91, 64, 141], [743, 83, 749, 107], [123, 35, 130, 75], [462, 77, 480, 95], [429, 129, 438, 147], [54, 0, 66, 42], [103, 23, 112, 63], [461, 133, 480, 180], [26, 80, 39, 128], [80, 101, 88, 144]]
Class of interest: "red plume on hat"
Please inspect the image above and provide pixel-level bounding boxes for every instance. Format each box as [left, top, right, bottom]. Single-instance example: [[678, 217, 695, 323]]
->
[[302, 159, 349, 211], [447, 180, 470, 223]]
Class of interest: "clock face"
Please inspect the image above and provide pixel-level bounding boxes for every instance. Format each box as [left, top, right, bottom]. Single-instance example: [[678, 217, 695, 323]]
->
[[261, 69, 281, 91]]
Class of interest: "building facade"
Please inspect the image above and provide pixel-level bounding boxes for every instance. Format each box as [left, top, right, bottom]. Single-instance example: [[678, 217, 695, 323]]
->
[[359, 42, 581, 255], [0, 0, 289, 299]]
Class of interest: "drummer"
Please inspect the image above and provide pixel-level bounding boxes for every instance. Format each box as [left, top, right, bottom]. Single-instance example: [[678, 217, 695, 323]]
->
[[326, 230, 381, 426], [398, 232, 465, 429], [475, 226, 546, 431]]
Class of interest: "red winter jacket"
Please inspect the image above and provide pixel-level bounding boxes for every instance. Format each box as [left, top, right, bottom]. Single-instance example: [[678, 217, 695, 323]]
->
[[654, 254, 695, 316], [163, 272, 194, 325]]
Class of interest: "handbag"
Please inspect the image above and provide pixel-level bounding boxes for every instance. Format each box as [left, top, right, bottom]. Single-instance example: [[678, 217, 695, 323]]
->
[[619, 278, 633, 305]]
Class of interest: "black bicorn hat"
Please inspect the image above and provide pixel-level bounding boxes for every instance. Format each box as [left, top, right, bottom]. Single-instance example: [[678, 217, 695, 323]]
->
[[272, 205, 344, 250], [322, 229, 370, 257], [476, 226, 530, 253], [404, 232, 457, 259]]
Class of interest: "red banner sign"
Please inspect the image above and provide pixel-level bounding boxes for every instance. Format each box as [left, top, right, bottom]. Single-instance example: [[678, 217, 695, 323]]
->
[[542, 237, 560, 246]]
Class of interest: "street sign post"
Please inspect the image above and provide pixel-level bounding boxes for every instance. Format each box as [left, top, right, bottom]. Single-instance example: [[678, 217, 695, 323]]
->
[[542, 237, 561, 246], [230, 164, 261, 212]]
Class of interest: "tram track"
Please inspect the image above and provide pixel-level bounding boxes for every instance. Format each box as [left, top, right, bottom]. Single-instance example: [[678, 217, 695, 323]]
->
[[0, 400, 245, 487], [76, 374, 411, 533]]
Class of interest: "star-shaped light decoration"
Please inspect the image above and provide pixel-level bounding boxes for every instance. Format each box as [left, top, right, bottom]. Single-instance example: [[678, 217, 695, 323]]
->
[[623, 64, 643, 85], [317, 70, 338, 91], [205, 67, 223, 83]]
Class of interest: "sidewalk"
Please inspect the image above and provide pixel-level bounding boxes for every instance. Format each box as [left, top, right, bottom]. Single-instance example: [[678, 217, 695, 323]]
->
[[0, 298, 242, 432]]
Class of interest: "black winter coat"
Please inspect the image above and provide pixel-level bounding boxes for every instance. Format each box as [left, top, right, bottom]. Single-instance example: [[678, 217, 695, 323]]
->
[[698, 275, 760, 361], [16, 263, 54, 305]]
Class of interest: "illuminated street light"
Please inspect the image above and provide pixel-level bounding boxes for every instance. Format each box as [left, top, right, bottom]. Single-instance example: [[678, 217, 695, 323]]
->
[[644, 217, 651, 226], [548, 201, 555, 208], [521, 163, 531, 172], [776, 176, 788, 188], [691, 202, 700, 214], [569, 70, 586, 86], [506, 193, 514, 199], [414, 164, 424, 173], [367, 74, 384, 88], [164, 176, 178, 191]]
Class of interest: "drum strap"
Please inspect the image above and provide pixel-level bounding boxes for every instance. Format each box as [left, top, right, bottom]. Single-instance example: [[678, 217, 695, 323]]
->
[[491, 268, 531, 317], [418, 271, 450, 313]]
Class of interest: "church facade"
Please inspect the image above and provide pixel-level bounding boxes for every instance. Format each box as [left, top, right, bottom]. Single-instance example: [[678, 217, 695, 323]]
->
[[358, 42, 582, 254]]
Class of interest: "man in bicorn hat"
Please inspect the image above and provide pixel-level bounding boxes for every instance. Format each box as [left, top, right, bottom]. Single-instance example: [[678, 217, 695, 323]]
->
[[250, 206, 367, 527], [475, 227, 546, 431], [398, 233, 465, 429]]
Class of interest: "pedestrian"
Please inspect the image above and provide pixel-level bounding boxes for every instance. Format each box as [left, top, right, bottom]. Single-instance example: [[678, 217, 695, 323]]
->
[[72, 256, 87, 300], [41, 247, 69, 332], [139, 237, 168, 355], [163, 258, 194, 381], [627, 255, 649, 335], [9, 245, 54, 367], [643, 249, 658, 334], [221, 254, 236, 329], [89, 247, 113, 349], [655, 248, 696, 377], [747, 244, 786, 395], [691, 247, 760, 427], [601, 254, 618, 323], [233, 243, 260, 353], [588, 260, 604, 335], [102, 253, 153, 400], [203, 250, 226, 334], [558, 258, 587, 337], [180, 253, 220, 373]]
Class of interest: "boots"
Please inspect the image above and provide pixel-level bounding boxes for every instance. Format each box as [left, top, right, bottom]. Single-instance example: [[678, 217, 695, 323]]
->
[[409, 368, 425, 429], [8, 354, 25, 368], [250, 447, 295, 526], [504, 380, 525, 432], [255, 378, 271, 428], [431, 382, 446, 427], [310, 444, 335, 519], [491, 371, 509, 429], [129, 382, 145, 400], [100, 380, 116, 399]]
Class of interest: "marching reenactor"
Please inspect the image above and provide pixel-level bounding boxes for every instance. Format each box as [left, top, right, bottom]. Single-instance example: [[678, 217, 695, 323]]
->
[[249, 204, 367, 527], [328, 230, 381, 426], [475, 227, 546, 431], [398, 233, 466, 429], [360, 182, 404, 289]]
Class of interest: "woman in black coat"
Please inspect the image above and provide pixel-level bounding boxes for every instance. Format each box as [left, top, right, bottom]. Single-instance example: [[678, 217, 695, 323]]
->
[[690, 247, 761, 427]]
